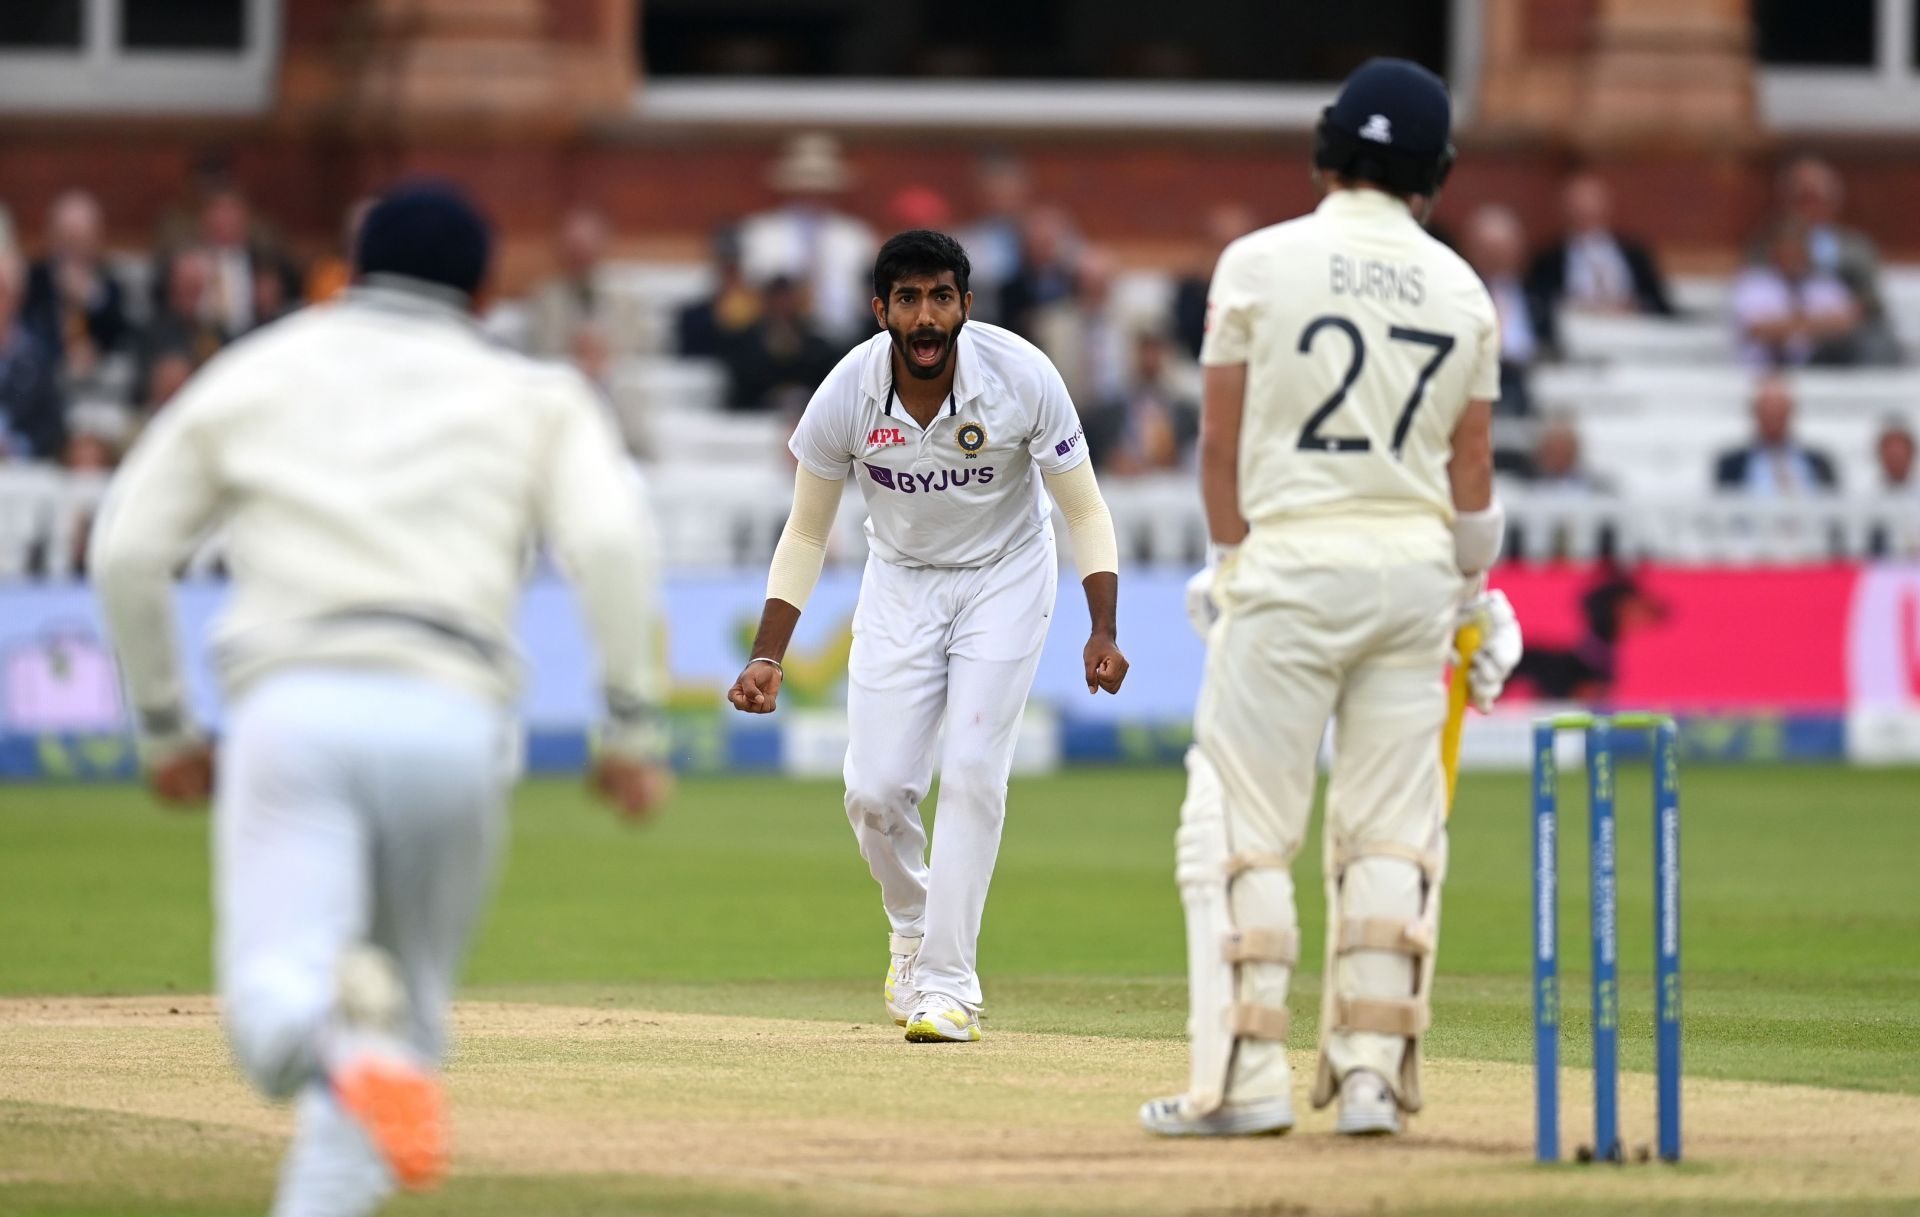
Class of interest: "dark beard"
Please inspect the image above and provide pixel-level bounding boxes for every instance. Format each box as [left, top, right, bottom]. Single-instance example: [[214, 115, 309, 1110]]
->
[[890, 317, 965, 380]]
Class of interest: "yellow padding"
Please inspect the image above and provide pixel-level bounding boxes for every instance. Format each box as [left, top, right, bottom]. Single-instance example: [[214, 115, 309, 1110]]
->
[[1337, 917, 1431, 957], [1231, 1003, 1291, 1041], [1334, 996, 1430, 1038], [1225, 852, 1291, 878], [1223, 927, 1299, 965], [1332, 841, 1439, 880]]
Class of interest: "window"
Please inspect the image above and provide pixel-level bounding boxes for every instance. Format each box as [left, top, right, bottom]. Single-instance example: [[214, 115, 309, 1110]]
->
[[1758, 0, 1920, 130], [0, 0, 277, 114], [120, 0, 246, 53], [1754, 0, 1875, 67], [0, 0, 83, 50], [637, 0, 1479, 129]]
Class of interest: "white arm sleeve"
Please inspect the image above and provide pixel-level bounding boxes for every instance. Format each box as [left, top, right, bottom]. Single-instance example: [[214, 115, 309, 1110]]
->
[[89, 406, 222, 763], [766, 466, 843, 610], [1043, 460, 1119, 578], [536, 391, 667, 762], [1453, 500, 1506, 576]]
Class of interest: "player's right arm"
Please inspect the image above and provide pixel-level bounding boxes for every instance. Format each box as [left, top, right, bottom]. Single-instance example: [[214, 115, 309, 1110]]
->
[[728, 467, 843, 714], [730, 366, 856, 715], [89, 384, 226, 805]]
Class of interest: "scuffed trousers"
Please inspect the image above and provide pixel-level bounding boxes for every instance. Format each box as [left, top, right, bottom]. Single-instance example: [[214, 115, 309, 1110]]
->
[[842, 532, 1057, 1007], [1189, 525, 1459, 1107], [215, 668, 511, 1217]]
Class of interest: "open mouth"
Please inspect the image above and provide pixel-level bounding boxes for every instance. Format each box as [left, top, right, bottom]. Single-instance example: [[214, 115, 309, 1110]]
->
[[908, 333, 946, 367]]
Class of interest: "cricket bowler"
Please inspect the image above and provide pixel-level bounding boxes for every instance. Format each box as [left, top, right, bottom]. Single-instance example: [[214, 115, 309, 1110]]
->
[[89, 182, 671, 1214], [727, 229, 1127, 1043], [1140, 59, 1524, 1137]]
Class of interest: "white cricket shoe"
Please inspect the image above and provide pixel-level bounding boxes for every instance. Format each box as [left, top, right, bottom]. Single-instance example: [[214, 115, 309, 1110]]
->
[[884, 933, 921, 1027], [1138, 1093, 1294, 1137], [1333, 1069, 1403, 1136], [904, 992, 982, 1043]]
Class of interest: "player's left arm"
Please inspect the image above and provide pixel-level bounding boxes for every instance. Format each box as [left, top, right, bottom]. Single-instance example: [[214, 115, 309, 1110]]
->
[[1031, 358, 1127, 696], [1042, 460, 1127, 695], [89, 401, 224, 806]]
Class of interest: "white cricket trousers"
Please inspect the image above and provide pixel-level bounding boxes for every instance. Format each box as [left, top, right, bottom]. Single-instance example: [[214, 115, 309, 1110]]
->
[[216, 668, 511, 1217], [843, 531, 1057, 1007], [1196, 523, 1459, 1103]]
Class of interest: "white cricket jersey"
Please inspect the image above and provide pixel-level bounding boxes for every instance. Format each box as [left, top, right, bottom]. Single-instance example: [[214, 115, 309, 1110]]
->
[[1203, 189, 1501, 550], [789, 322, 1089, 568], [89, 281, 662, 729]]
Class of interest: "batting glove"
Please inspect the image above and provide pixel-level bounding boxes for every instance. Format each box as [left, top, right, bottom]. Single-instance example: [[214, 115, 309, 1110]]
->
[[1456, 588, 1523, 712], [1185, 544, 1239, 640]]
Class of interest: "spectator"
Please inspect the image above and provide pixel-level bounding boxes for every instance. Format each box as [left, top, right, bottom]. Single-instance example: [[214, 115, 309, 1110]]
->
[[721, 275, 838, 414], [1084, 329, 1199, 477], [957, 154, 1035, 322], [1172, 202, 1256, 360], [1523, 416, 1609, 495], [137, 249, 227, 394], [0, 201, 14, 254], [1763, 156, 1901, 364], [169, 182, 296, 338], [1526, 173, 1675, 323], [529, 207, 618, 359], [1869, 417, 1918, 557], [999, 204, 1080, 339], [739, 133, 877, 342], [22, 191, 131, 383], [1713, 374, 1838, 495], [677, 227, 763, 359], [1464, 204, 1549, 416], [1032, 246, 1128, 411], [1876, 417, 1915, 494], [1732, 224, 1867, 368], [0, 251, 69, 462]]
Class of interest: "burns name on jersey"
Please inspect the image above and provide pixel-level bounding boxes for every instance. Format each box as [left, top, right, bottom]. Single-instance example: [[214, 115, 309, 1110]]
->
[[1329, 253, 1425, 306]]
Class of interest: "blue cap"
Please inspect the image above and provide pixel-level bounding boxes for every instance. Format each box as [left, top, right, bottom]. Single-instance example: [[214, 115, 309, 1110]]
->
[[354, 180, 492, 299], [1323, 58, 1452, 157]]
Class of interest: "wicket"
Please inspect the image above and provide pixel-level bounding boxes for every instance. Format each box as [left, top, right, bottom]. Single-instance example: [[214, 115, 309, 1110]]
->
[[1531, 712, 1682, 1164]]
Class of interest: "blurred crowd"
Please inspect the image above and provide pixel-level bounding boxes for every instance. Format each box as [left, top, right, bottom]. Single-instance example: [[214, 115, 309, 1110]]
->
[[1, 139, 1915, 530]]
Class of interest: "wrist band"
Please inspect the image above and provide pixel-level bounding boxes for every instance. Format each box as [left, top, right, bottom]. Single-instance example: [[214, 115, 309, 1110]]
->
[[746, 657, 783, 674]]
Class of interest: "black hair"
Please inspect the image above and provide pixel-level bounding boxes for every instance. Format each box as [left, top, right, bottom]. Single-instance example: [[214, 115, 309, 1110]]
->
[[872, 229, 971, 303]]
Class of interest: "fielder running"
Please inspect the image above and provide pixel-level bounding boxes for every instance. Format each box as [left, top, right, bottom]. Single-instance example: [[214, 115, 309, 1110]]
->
[[1140, 60, 1523, 1137], [90, 183, 671, 1215], [727, 229, 1127, 1043]]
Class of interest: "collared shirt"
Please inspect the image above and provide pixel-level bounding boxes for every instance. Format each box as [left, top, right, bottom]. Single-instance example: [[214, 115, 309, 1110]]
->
[[789, 322, 1089, 568], [1201, 188, 1501, 544]]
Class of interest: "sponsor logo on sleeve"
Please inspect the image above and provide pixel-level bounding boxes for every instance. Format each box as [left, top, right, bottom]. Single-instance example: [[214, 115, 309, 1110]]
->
[[1054, 427, 1084, 458]]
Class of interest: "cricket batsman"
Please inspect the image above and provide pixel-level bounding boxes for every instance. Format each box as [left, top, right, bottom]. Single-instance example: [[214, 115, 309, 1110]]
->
[[89, 182, 671, 1214], [727, 230, 1127, 1043], [1140, 60, 1523, 1137]]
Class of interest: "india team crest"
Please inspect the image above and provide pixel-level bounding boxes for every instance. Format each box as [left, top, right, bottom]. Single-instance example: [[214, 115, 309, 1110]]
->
[[956, 421, 987, 455]]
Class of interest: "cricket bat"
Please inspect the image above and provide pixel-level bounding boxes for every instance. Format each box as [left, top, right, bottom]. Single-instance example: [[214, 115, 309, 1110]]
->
[[1442, 620, 1482, 819]]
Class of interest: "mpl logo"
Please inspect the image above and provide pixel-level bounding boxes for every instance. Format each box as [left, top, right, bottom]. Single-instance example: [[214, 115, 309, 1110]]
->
[[866, 427, 908, 449]]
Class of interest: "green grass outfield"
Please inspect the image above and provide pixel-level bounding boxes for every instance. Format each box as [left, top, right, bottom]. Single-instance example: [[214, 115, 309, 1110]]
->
[[3, 763, 1917, 1097]]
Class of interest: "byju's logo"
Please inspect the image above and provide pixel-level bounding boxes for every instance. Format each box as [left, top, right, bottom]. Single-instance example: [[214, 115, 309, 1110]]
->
[[864, 464, 994, 494], [1359, 113, 1393, 144]]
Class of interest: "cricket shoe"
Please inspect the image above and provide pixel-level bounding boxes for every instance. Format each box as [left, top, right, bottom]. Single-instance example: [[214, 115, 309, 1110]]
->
[[329, 945, 447, 1190], [1138, 1093, 1295, 1138], [1333, 1069, 1402, 1137], [904, 992, 983, 1043], [884, 933, 922, 1027]]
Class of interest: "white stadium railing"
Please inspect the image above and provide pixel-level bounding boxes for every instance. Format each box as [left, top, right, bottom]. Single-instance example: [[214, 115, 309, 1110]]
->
[[4, 466, 1912, 578]]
